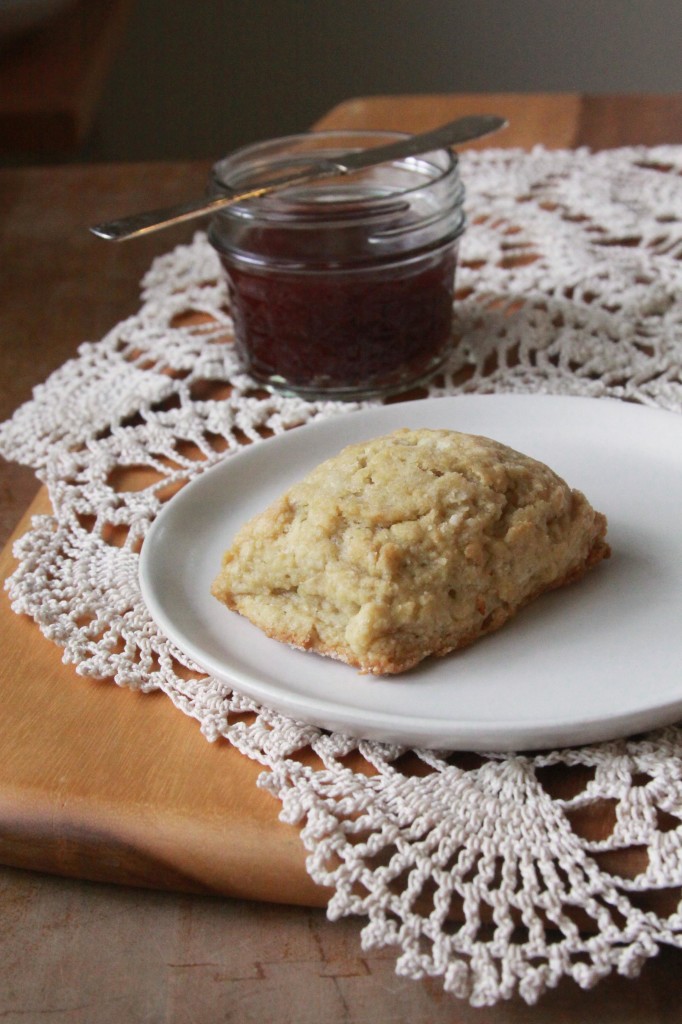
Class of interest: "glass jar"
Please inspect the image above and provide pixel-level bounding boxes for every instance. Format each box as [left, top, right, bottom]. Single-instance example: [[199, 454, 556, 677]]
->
[[208, 130, 466, 401]]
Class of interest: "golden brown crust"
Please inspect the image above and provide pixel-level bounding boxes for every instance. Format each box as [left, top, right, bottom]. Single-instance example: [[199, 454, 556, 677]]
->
[[211, 429, 610, 675]]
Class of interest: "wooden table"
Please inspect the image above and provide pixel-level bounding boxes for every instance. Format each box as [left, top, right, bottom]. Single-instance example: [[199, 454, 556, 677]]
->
[[2, 94, 682, 1022]]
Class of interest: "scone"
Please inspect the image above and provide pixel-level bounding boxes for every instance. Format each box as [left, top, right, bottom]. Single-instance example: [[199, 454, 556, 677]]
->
[[211, 429, 610, 675]]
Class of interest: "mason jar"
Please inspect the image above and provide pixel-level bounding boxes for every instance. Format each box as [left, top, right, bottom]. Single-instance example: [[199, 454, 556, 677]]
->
[[208, 130, 466, 401]]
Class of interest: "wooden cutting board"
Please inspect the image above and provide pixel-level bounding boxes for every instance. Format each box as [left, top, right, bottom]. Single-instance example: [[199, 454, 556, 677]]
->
[[0, 487, 329, 906], [3, 92, 682, 915]]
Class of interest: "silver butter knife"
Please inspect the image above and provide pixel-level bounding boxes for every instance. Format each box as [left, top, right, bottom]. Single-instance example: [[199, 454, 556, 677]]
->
[[90, 114, 507, 242]]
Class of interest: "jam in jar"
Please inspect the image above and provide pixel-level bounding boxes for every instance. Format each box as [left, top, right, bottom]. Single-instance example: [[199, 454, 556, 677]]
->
[[208, 131, 466, 400]]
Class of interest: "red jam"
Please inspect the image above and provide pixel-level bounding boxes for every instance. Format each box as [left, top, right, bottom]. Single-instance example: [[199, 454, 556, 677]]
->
[[220, 242, 458, 397], [208, 131, 466, 400]]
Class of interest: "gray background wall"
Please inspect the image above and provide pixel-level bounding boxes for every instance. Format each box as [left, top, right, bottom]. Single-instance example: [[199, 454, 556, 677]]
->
[[91, 0, 682, 162]]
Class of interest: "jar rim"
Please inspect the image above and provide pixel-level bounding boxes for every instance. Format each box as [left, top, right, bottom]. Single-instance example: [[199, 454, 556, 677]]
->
[[210, 129, 461, 214]]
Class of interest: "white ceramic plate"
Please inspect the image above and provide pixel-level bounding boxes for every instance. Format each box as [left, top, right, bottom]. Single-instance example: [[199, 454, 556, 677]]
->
[[139, 394, 682, 751]]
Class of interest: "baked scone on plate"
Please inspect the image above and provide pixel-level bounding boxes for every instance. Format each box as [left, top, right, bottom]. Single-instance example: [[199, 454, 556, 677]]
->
[[211, 428, 610, 675]]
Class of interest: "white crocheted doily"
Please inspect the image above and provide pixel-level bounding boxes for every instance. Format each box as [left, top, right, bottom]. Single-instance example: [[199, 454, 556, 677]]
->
[[2, 146, 682, 1007]]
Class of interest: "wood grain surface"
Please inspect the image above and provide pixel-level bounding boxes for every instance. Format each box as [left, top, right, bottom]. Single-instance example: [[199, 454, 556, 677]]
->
[[0, 494, 330, 906], [314, 92, 682, 149], [2, 94, 682, 1022]]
